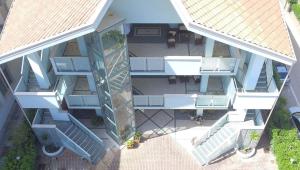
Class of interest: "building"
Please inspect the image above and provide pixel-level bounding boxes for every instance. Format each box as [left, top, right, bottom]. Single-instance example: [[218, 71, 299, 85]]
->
[[0, 0, 296, 166]]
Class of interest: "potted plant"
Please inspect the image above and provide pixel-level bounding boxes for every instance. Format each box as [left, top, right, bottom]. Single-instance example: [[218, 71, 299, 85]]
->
[[127, 139, 135, 149], [236, 131, 260, 159], [134, 131, 142, 144]]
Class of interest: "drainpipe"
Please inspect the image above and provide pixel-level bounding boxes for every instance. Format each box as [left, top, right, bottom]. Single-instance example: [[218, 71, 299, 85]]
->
[[0, 66, 31, 126]]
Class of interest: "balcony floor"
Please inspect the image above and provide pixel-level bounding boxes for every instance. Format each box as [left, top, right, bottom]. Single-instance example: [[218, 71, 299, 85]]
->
[[128, 41, 229, 57], [132, 77, 224, 95], [72, 77, 91, 95]]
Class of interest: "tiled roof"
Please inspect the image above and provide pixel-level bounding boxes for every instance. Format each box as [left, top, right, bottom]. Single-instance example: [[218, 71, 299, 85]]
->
[[181, 0, 294, 59], [0, 0, 104, 56]]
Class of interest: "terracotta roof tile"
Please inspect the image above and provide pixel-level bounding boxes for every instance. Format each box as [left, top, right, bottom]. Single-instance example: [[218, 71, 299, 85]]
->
[[0, 0, 103, 55], [182, 0, 294, 58]]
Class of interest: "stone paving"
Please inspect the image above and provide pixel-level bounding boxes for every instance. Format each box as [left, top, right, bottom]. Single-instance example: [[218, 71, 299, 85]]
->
[[39, 133, 277, 170]]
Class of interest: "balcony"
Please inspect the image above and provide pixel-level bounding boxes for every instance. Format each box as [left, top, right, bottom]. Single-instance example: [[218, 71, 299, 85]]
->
[[50, 56, 91, 75], [64, 77, 100, 109], [132, 77, 235, 109], [130, 56, 239, 76], [14, 69, 63, 108], [233, 60, 280, 110], [200, 58, 239, 75]]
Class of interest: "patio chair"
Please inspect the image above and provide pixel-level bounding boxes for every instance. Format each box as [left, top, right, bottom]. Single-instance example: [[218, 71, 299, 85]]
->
[[167, 30, 177, 48], [168, 76, 176, 84], [167, 38, 176, 48], [194, 34, 203, 45]]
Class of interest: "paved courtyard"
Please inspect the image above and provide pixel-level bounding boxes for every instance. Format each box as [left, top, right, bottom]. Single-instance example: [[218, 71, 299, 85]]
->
[[39, 110, 278, 170]]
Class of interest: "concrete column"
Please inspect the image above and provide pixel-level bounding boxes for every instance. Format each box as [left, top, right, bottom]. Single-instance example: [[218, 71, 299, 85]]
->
[[200, 38, 215, 93], [27, 52, 51, 89], [204, 38, 215, 57], [87, 75, 96, 92], [76, 36, 88, 56], [95, 109, 102, 116], [243, 54, 265, 90], [238, 50, 247, 69], [196, 109, 204, 116], [41, 48, 50, 69]]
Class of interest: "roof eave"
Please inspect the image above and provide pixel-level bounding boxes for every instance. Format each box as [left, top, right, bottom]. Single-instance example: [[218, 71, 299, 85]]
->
[[0, 0, 113, 64], [170, 0, 296, 66], [189, 22, 296, 66]]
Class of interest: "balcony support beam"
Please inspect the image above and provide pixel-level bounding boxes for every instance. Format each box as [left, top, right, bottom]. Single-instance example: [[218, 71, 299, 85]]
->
[[27, 52, 51, 89], [243, 54, 265, 90], [87, 75, 96, 92], [76, 37, 88, 56], [200, 38, 215, 93]]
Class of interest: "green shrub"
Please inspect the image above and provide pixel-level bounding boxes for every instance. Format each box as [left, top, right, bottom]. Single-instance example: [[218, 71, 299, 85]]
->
[[2, 122, 38, 170], [268, 96, 300, 169], [271, 129, 300, 170], [293, 4, 300, 20], [290, 0, 298, 4]]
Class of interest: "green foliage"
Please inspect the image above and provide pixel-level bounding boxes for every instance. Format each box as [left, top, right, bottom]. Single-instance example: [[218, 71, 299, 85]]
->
[[268, 96, 300, 170], [250, 131, 260, 141], [101, 30, 125, 49], [290, 0, 298, 4], [271, 129, 300, 170], [26, 109, 36, 124], [91, 116, 104, 127], [126, 140, 135, 149], [293, 4, 300, 20], [2, 122, 38, 170]]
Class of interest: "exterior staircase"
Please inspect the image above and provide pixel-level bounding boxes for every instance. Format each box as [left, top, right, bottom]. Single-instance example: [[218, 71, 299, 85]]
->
[[33, 110, 106, 164], [56, 119, 106, 164], [255, 63, 267, 92], [192, 114, 239, 165]]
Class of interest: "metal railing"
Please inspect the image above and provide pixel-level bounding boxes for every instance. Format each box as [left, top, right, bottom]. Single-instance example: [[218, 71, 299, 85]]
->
[[133, 95, 164, 107], [66, 95, 100, 107], [130, 57, 165, 72], [193, 114, 229, 146], [200, 58, 239, 73], [205, 128, 239, 165], [195, 95, 228, 107], [51, 57, 91, 73]]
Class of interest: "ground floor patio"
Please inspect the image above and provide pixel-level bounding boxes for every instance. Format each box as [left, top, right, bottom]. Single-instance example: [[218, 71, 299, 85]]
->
[[38, 132, 277, 170]]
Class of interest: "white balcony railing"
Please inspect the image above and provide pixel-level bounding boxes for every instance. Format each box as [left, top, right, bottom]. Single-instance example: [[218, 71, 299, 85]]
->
[[65, 95, 100, 108], [130, 57, 164, 72], [133, 95, 164, 107], [50, 57, 91, 74], [195, 95, 229, 108], [200, 58, 239, 74], [130, 56, 239, 75]]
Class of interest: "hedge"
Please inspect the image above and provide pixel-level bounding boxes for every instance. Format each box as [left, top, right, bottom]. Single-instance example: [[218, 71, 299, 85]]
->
[[293, 4, 300, 21], [268, 97, 300, 170]]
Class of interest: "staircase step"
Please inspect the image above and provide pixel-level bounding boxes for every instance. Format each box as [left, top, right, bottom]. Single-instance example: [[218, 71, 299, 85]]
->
[[192, 149, 207, 165]]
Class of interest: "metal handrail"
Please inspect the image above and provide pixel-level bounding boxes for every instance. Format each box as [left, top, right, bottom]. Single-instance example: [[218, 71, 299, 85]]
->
[[206, 128, 239, 164], [193, 114, 228, 146]]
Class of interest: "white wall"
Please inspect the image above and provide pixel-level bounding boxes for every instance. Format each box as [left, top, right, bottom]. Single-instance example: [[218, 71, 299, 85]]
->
[[110, 0, 182, 23], [233, 93, 278, 110]]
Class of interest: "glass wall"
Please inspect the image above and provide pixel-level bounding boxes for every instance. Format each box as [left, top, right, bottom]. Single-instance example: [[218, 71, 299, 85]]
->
[[87, 22, 135, 144]]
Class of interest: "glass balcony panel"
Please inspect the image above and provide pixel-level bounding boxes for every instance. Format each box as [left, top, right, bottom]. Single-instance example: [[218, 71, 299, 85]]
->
[[200, 58, 238, 73], [72, 57, 91, 71], [54, 58, 74, 72], [196, 95, 228, 107]]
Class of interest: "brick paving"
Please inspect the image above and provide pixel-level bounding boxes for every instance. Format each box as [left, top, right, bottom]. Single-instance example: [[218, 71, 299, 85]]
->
[[39, 133, 278, 170]]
